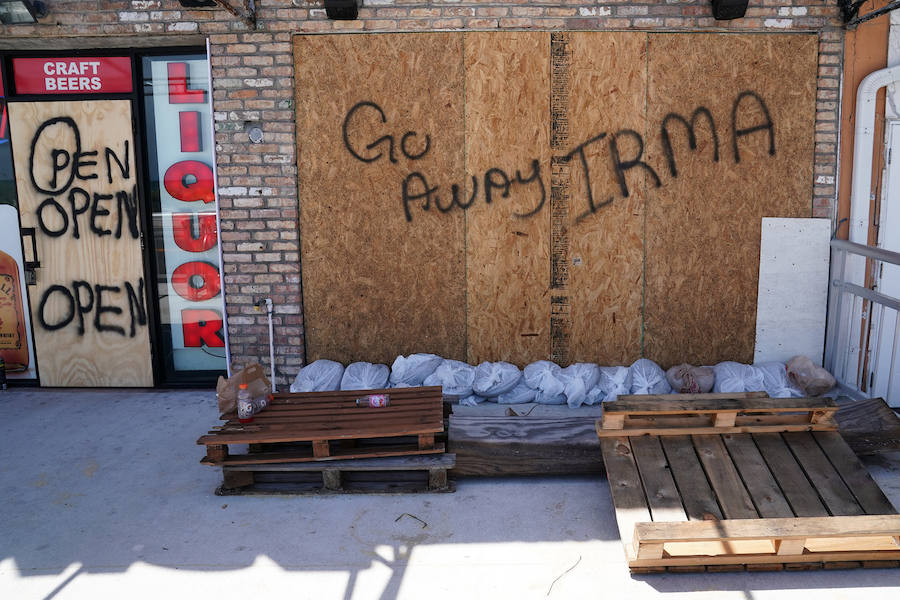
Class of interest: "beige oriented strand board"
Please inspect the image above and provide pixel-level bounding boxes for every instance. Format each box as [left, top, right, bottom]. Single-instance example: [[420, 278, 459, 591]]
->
[[464, 32, 551, 365], [9, 101, 152, 387], [295, 33, 467, 365], [566, 32, 646, 365], [643, 33, 818, 367]]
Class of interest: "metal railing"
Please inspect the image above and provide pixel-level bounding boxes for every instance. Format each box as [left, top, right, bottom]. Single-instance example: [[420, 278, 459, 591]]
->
[[824, 239, 900, 406]]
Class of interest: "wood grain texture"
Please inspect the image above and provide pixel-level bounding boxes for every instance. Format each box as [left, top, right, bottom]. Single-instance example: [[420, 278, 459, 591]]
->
[[721, 433, 794, 518], [753, 432, 829, 517], [692, 434, 758, 519], [9, 101, 152, 387], [295, 33, 467, 365], [630, 435, 688, 522], [600, 436, 651, 557], [566, 32, 645, 365], [644, 33, 818, 366], [464, 31, 551, 365], [783, 431, 864, 516], [660, 435, 724, 521]]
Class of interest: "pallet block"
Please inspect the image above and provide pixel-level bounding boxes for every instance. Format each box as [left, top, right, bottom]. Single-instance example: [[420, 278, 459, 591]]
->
[[598, 393, 900, 573]]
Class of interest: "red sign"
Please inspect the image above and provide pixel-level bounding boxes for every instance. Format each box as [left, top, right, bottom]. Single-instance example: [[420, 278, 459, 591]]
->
[[13, 57, 132, 95]]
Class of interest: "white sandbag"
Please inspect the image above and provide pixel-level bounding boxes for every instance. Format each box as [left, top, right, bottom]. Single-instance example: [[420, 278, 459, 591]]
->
[[524, 360, 567, 404], [339, 362, 390, 391], [459, 394, 486, 407], [423, 359, 476, 397], [755, 361, 803, 398], [562, 363, 601, 394], [629, 358, 672, 395], [584, 386, 605, 405], [290, 359, 344, 393], [497, 380, 537, 404], [472, 361, 522, 397], [712, 361, 766, 394], [597, 366, 632, 403], [389, 353, 442, 386]]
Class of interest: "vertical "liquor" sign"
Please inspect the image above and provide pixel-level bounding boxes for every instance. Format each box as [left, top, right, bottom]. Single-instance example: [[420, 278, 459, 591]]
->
[[144, 56, 225, 374]]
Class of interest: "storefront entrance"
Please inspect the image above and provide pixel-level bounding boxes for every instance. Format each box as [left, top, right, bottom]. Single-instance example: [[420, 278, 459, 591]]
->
[[0, 49, 227, 387]]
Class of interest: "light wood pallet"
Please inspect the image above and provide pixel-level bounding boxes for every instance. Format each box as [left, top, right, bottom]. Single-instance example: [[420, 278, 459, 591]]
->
[[597, 393, 900, 573]]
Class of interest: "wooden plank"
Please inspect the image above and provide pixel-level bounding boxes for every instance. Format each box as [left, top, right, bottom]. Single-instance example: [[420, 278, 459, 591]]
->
[[721, 433, 794, 518], [659, 436, 724, 521], [630, 436, 688, 522], [691, 435, 758, 519], [199, 423, 443, 446], [272, 386, 443, 402], [813, 431, 898, 515], [835, 397, 900, 455], [644, 33, 818, 366], [224, 453, 456, 472], [635, 514, 900, 543], [753, 433, 829, 517], [783, 432, 865, 516], [10, 100, 153, 387], [630, 551, 900, 568], [465, 31, 551, 365], [205, 443, 447, 466], [600, 437, 651, 556], [566, 31, 645, 365], [615, 392, 770, 403], [596, 418, 838, 438], [295, 33, 467, 365], [606, 395, 833, 414], [449, 415, 604, 476]]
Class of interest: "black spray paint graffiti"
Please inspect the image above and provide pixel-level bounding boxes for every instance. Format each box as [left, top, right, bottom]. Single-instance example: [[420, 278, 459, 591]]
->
[[29, 116, 137, 239], [342, 91, 775, 223], [37, 278, 147, 338], [343, 100, 546, 222]]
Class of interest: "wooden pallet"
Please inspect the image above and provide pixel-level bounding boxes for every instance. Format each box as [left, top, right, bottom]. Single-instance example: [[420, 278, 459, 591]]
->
[[217, 454, 456, 495], [598, 394, 900, 573], [197, 386, 445, 466]]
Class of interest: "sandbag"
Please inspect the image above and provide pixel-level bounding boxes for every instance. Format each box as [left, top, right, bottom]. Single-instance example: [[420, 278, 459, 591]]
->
[[558, 364, 599, 408], [629, 358, 672, 395], [497, 380, 537, 404], [712, 361, 765, 394], [597, 366, 632, 403], [666, 364, 715, 394], [339, 362, 390, 391], [389, 353, 442, 386], [584, 386, 605, 405], [755, 361, 803, 398], [290, 359, 344, 393], [423, 359, 476, 397], [472, 361, 522, 397], [459, 394, 486, 407], [786, 355, 836, 396], [524, 360, 567, 404]]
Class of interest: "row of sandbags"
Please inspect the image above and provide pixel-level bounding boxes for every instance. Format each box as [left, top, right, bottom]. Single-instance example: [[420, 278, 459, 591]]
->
[[288, 354, 834, 408]]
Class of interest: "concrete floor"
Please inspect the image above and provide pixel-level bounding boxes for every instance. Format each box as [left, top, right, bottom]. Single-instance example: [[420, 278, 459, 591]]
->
[[2, 388, 899, 600]]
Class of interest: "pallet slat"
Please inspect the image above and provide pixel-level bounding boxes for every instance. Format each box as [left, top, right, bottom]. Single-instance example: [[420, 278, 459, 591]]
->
[[659, 436, 724, 521], [630, 436, 688, 523], [721, 433, 794, 518], [783, 432, 865, 516], [691, 434, 758, 519]]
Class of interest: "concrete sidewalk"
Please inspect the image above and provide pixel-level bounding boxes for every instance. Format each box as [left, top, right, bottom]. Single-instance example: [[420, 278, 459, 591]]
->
[[1, 388, 899, 600]]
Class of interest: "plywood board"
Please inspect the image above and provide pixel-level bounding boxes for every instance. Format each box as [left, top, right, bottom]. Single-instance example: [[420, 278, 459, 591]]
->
[[754, 217, 830, 364], [295, 33, 467, 365], [566, 32, 645, 365], [644, 33, 818, 367], [464, 32, 550, 365], [9, 100, 153, 386]]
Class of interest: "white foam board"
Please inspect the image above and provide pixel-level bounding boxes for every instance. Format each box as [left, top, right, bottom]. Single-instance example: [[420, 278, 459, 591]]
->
[[754, 217, 831, 365]]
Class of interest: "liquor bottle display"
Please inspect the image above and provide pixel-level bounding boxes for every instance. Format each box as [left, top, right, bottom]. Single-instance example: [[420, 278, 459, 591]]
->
[[0, 248, 28, 373]]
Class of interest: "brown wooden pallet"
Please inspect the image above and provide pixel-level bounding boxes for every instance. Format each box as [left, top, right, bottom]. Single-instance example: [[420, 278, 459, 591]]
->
[[216, 454, 456, 495], [598, 393, 900, 573], [198, 386, 445, 465]]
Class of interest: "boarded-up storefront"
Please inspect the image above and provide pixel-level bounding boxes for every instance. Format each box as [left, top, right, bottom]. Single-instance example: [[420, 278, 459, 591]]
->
[[296, 32, 817, 368]]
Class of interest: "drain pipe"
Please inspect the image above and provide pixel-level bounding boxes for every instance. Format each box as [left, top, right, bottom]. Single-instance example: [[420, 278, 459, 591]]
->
[[265, 298, 276, 393], [849, 64, 900, 248]]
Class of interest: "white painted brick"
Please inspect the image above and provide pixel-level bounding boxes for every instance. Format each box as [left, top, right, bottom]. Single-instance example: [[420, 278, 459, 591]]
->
[[249, 187, 276, 196], [219, 186, 248, 196], [167, 22, 198, 32], [131, 0, 160, 9], [580, 6, 612, 16], [816, 176, 835, 185], [214, 112, 228, 122], [133, 23, 154, 32], [363, 0, 394, 5], [309, 8, 326, 18], [119, 11, 149, 22], [244, 78, 274, 88], [764, 18, 793, 28]]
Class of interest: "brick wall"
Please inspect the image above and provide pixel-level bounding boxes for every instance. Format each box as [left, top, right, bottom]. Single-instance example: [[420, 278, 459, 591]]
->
[[1, 0, 845, 386]]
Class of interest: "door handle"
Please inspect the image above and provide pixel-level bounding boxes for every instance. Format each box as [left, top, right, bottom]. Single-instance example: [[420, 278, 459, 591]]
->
[[21, 227, 40, 285]]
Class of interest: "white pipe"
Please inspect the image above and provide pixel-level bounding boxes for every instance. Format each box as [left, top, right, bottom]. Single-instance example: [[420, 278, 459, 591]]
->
[[265, 298, 276, 393], [849, 64, 900, 247]]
